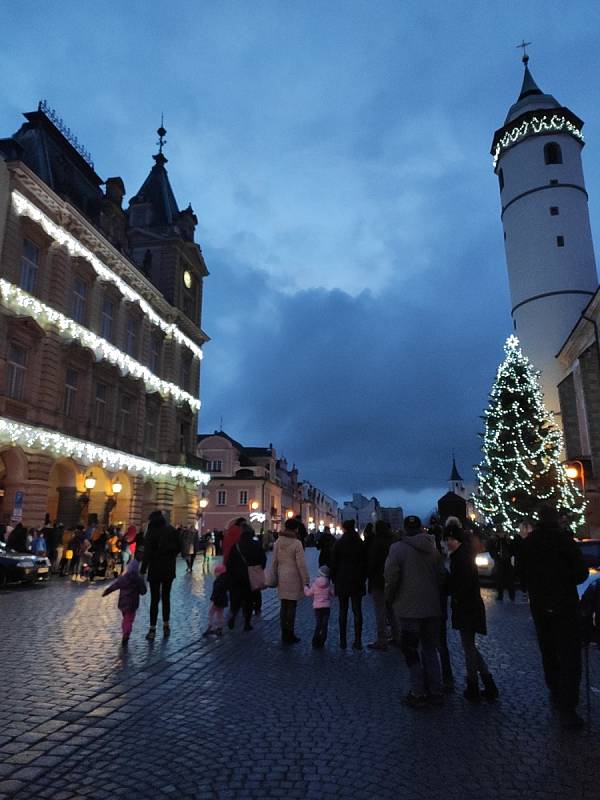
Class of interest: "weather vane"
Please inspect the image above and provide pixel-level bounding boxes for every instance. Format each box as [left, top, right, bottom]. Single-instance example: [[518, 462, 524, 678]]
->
[[157, 113, 167, 155], [516, 39, 532, 65]]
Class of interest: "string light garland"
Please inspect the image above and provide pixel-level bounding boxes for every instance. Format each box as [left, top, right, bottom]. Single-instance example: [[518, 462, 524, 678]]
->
[[0, 416, 210, 485], [0, 278, 200, 411], [474, 336, 585, 532], [492, 114, 584, 168], [12, 191, 204, 359]]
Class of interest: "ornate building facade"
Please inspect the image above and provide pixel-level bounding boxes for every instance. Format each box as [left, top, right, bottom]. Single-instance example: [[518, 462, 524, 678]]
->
[[0, 104, 209, 529]]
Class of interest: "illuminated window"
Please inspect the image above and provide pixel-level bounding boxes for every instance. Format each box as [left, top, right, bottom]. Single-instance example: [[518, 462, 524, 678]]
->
[[63, 369, 78, 416], [20, 239, 39, 294], [6, 344, 26, 400]]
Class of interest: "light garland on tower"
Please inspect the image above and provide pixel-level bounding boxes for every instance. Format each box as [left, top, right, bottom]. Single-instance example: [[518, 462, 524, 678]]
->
[[0, 278, 200, 411], [492, 114, 584, 168], [0, 416, 210, 485], [475, 336, 585, 532], [12, 190, 204, 359]]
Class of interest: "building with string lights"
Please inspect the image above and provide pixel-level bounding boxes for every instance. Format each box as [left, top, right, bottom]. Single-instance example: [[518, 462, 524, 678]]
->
[[0, 103, 209, 529]]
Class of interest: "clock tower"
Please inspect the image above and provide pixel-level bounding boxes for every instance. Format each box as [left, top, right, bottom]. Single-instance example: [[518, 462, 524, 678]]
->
[[127, 121, 209, 329]]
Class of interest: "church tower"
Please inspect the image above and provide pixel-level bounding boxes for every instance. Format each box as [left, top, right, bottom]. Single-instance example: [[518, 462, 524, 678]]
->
[[448, 457, 466, 498], [491, 53, 598, 419]]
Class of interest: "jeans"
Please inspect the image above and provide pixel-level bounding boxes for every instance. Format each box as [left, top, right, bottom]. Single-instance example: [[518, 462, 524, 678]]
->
[[338, 594, 363, 645], [459, 628, 489, 683], [313, 608, 331, 647], [280, 599, 297, 635], [532, 606, 581, 711], [149, 577, 174, 626], [371, 588, 387, 644], [400, 617, 443, 696]]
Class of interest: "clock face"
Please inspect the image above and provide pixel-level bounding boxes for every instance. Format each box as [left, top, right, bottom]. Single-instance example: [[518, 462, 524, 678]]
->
[[183, 270, 193, 289]]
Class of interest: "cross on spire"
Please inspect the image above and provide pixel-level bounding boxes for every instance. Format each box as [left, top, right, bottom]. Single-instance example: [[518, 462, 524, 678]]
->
[[516, 39, 532, 65]]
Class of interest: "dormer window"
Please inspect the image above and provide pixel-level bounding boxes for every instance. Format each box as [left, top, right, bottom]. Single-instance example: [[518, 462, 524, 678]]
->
[[544, 142, 563, 165]]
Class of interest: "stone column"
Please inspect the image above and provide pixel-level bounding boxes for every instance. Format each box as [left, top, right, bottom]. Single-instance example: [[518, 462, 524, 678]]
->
[[23, 452, 54, 528]]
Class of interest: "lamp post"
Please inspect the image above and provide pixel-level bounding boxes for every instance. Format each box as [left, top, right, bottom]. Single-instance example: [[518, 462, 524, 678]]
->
[[199, 496, 208, 536]]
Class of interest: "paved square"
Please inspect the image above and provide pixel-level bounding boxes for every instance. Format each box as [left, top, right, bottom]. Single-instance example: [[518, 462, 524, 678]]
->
[[1, 549, 599, 799]]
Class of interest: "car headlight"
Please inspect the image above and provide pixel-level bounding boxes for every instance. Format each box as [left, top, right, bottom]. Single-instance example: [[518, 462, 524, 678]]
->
[[475, 554, 490, 568]]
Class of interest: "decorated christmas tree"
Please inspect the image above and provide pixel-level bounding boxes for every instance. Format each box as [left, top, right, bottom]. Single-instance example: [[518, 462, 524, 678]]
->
[[475, 335, 585, 533]]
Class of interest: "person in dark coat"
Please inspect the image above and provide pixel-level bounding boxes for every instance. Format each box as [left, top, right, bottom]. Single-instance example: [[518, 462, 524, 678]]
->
[[447, 523, 499, 702], [141, 510, 181, 640], [225, 524, 266, 631], [295, 515, 308, 549], [519, 504, 588, 729], [331, 519, 367, 649], [489, 531, 516, 602], [317, 525, 336, 569], [366, 520, 395, 650], [7, 523, 27, 553]]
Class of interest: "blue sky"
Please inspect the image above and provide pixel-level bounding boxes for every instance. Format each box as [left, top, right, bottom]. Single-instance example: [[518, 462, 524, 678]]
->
[[3, 1, 600, 514]]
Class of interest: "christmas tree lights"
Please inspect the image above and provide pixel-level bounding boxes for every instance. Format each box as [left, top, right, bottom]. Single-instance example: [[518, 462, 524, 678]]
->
[[12, 191, 204, 359], [492, 114, 583, 168], [475, 336, 585, 532], [0, 278, 200, 411], [0, 416, 210, 485]]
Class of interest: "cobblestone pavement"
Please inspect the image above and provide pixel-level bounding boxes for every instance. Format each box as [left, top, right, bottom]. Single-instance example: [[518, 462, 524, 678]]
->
[[1, 549, 600, 799]]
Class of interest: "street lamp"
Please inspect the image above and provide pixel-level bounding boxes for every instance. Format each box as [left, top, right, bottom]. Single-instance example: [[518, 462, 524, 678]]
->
[[84, 472, 96, 491], [286, 509, 294, 520], [111, 478, 123, 495], [251, 500, 260, 511], [198, 496, 208, 535]]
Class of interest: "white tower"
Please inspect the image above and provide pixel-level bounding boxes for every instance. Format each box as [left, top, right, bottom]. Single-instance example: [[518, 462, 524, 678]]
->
[[492, 54, 598, 419]]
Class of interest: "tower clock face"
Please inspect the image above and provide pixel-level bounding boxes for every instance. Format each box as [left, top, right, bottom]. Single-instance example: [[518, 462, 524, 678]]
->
[[183, 270, 193, 289]]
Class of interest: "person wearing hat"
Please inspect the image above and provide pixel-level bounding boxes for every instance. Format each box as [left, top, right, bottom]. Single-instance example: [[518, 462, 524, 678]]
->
[[304, 564, 336, 648], [446, 521, 499, 702], [384, 515, 446, 708]]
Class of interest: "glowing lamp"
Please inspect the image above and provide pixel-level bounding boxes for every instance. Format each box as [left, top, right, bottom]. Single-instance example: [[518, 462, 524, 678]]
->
[[251, 500, 260, 511], [199, 497, 209, 509], [565, 466, 579, 480], [286, 510, 294, 519], [111, 479, 123, 495], [84, 472, 96, 491]]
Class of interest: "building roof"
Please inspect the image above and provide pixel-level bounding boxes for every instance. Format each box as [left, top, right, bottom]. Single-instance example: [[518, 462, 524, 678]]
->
[[129, 151, 180, 228], [449, 457, 463, 483], [504, 59, 561, 124]]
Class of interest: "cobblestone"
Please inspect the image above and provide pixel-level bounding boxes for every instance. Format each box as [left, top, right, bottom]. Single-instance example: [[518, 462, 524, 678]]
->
[[1, 552, 600, 798]]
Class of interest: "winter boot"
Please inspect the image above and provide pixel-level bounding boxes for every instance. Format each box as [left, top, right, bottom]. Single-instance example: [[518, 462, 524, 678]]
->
[[163, 623, 171, 637], [481, 673, 499, 701], [145, 627, 156, 642], [463, 679, 480, 703]]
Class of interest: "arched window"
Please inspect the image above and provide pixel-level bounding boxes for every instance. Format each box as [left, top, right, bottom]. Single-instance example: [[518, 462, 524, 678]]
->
[[544, 142, 563, 165], [498, 168, 504, 191]]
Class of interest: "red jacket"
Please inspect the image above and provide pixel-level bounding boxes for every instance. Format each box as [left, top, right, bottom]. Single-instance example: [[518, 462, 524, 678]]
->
[[222, 523, 242, 564]]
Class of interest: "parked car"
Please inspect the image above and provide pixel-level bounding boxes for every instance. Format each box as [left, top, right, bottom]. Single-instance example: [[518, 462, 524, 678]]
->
[[0, 541, 50, 588]]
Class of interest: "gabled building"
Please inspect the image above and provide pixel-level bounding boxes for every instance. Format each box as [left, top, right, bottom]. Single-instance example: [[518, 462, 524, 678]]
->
[[197, 431, 282, 532], [0, 105, 209, 528]]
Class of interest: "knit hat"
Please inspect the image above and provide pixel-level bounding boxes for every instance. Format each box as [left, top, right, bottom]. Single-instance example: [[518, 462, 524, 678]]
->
[[445, 525, 465, 543], [318, 565, 330, 578], [214, 564, 226, 576]]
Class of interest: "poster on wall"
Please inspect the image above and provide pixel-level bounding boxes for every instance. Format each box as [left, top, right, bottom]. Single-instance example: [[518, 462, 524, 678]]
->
[[11, 490, 24, 522]]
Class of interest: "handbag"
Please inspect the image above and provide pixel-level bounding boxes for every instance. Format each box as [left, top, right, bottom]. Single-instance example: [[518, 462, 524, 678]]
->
[[264, 564, 278, 588], [236, 543, 266, 591]]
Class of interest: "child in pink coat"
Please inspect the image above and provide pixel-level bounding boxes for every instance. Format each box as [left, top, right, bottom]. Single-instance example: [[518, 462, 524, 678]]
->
[[304, 565, 335, 649], [102, 558, 147, 646]]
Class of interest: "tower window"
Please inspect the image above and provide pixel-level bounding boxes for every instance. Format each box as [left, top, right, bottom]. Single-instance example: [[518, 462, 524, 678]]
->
[[550, 207, 559, 216], [544, 142, 563, 165], [557, 236, 565, 247], [498, 168, 504, 191]]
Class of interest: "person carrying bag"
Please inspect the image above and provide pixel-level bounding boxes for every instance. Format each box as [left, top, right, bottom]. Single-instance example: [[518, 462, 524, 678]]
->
[[225, 523, 266, 631]]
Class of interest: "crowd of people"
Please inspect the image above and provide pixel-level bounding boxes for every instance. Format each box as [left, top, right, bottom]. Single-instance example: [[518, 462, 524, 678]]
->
[[3, 504, 593, 731]]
